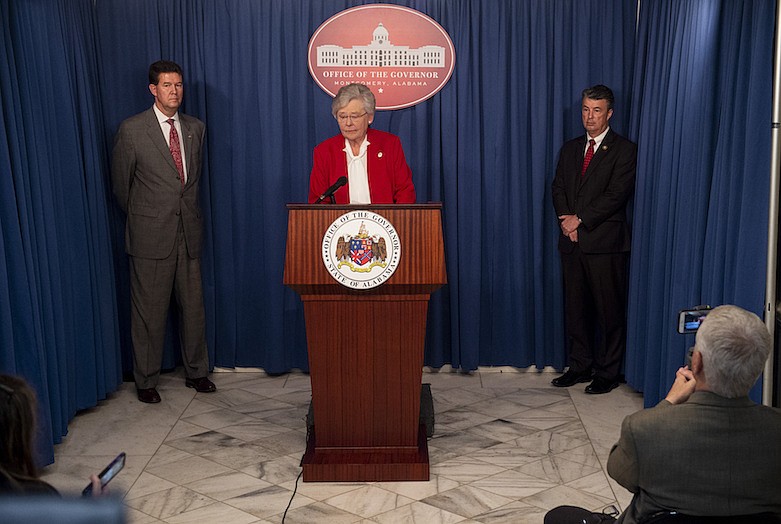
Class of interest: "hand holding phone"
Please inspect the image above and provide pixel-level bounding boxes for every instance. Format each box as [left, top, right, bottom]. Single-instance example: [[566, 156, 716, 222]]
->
[[82, 452, 125, 496]]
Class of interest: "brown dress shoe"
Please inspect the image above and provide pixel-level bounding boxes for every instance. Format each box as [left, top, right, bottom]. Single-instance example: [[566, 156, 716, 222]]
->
[[137, 388, 161, 403], [185, 377, 216, 393]]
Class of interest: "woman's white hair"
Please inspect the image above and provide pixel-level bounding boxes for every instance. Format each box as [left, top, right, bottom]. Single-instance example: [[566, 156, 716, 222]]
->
[[694, 305, 770, 398], [331, 83, 376, 118]]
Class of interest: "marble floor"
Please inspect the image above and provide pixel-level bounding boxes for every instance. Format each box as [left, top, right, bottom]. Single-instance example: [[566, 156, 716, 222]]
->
[[41, 367, 644, 523]]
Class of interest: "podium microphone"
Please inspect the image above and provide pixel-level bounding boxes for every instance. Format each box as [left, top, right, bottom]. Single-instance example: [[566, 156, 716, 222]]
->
[[315, 176, 347, 204]]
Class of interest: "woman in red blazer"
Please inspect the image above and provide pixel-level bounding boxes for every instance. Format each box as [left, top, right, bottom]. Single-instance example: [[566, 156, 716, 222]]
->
[[309, 83, 415, 204]]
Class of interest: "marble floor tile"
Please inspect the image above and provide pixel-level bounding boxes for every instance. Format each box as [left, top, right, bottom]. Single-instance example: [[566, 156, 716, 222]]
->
[[194, 387, 268, 409], [124, 485, 215, 520], [165, 429, 246, 456], [222, 484, 316, 519], [278, 480, 365, 502], [566, 470, 616, 500], [39, 369, 646, 524], [518, 454, 601, 485], [467, 397, 533, 419], [124, 472, 178, 500], [421, 485, 514, 519], [520, 483, 615, 513], [180, 407, 258, 431], [472, 469, 558, 498], [124, 506, 167, 524], [264, 500, 363, 524], [470, 500, 549, 524], [471, 441, 547, 468], [325, 485, 415, 518], [183, 471, 273, 501], [372, 476, 460, 501], [144, 454, 233, 485], [239, 454, 303, 485], [428, 431, 503, 454], [500, 407, 578, 431], [465, 419, 540, 444], [432, 457, 507, 483], [165, 501, 261, 524], [434, 408, 497, 432], [371, 500, 466, 523]]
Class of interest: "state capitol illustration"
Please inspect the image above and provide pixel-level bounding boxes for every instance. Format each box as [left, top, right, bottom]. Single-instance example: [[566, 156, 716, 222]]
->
[[316, 23, 446, 68]]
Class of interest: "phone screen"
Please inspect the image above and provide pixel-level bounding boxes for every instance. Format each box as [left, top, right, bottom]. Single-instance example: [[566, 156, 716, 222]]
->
[[677, 309, 709, 334], [82, 452, 126, 496]]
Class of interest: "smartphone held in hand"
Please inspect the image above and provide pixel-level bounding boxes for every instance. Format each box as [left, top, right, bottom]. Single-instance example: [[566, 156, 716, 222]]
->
[[82, 452, 126, 496]]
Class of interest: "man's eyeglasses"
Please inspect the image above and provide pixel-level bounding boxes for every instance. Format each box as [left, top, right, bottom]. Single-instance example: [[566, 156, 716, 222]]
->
[[337, 112, 367, 123]]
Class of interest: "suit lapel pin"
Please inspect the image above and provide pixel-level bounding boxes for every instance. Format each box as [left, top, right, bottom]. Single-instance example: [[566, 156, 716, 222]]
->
[[602, 145, 608, 151]]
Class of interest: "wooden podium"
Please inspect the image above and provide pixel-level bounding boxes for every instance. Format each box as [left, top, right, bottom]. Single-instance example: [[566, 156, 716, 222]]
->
[[283, 204, 446, 482]]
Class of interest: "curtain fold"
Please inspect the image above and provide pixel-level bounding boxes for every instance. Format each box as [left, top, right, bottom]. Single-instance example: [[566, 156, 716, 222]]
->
[[626, 0, 774, 406], [0, 0, 122, 464]]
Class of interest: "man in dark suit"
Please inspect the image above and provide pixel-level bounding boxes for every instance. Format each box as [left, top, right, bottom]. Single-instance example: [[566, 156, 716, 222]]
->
[[112, 60, 215, 403], [545, 305, 781, 523], [551, 85, 637, 394]]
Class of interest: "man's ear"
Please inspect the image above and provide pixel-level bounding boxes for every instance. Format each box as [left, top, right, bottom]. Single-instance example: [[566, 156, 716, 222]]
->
[[691, 350, 704, 373]]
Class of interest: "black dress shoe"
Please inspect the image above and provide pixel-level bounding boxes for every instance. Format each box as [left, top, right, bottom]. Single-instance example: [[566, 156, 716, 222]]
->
[[137, 388, 161, 403], [585, 377, 619, 394], [185, 377, 216, 393], [551, 369, 592, 387]]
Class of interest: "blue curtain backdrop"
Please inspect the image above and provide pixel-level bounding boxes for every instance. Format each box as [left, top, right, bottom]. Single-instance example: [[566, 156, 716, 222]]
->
[[0, 0, 122, 464], [626, 0, 774, 406], [0, 0, 775, 463]]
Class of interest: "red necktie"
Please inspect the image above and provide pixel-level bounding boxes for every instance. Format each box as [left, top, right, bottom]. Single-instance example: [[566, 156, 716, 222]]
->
[[167, 118, 185, 187], [581, 139, 596, 177]]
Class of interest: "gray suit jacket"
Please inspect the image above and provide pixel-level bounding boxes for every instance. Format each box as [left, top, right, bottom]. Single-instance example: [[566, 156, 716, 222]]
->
[[112, 107, 205, 259], [608, 391, 781, 523]]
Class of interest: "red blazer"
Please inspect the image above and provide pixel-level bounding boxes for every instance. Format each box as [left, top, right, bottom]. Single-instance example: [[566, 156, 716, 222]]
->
[[308, 128, 416, 204]]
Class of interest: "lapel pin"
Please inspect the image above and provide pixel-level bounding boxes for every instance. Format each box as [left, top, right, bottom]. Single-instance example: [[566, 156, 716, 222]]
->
[[602, 145, 608, 151]]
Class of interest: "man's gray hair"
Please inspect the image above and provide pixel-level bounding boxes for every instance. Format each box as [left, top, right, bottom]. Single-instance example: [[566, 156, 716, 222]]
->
[[331, 83, 376, 118], [695, 305, 770, 398]]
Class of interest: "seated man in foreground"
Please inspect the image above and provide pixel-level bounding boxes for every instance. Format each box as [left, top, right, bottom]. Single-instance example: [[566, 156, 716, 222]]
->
[[546, 304, 781, 524]]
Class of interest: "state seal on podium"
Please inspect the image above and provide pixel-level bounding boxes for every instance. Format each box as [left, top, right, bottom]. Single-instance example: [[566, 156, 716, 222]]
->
[[321, 210, 401, 289]]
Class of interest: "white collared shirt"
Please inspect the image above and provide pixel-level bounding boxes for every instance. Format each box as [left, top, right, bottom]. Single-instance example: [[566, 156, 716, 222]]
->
[[153, 104, 188, 183], [584, 126, 610, 157], [344, 137, 371, 204]]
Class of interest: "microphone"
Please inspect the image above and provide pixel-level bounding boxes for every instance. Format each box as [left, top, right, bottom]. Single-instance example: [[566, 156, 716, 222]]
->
[[315, 176, 347, 204]]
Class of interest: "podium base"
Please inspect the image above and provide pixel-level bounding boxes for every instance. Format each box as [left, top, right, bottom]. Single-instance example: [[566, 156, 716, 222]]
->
[[301, 425, 430, 482]]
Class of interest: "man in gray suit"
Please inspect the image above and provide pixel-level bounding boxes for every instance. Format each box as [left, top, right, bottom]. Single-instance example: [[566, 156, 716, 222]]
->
[[112, 60, 215, 403], [545, 305, 781, 523]]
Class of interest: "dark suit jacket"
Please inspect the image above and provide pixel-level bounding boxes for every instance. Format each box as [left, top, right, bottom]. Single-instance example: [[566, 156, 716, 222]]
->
[[112, 107, 205, 259], [607, 392, 781, 523], [308, 128, 415, 204], [552, 129, 637, 254]]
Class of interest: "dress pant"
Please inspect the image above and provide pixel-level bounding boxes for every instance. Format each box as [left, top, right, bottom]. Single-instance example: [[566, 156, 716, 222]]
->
[[129, 222, 209, 389], [560, 245, 628, 380]]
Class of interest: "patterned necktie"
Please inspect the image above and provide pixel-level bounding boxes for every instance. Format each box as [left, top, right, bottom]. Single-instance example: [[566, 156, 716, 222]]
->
[[581, 139, 596, 177], [166, 118, 185, 187]]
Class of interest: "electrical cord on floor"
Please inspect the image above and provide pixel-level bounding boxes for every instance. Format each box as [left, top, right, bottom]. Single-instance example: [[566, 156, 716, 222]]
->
[[281, 416, 310, 523], [280, 469, 303, 523]]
